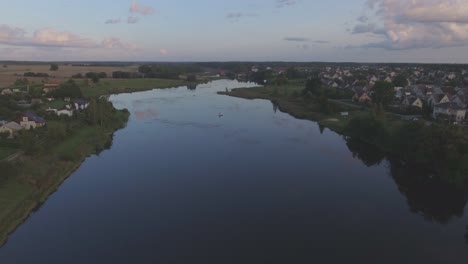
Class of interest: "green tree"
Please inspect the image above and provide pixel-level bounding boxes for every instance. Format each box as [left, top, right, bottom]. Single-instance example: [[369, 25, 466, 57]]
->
[[50, 63, 59, 71], [393, 74, 408, 87], [372, 81, 396, 107]]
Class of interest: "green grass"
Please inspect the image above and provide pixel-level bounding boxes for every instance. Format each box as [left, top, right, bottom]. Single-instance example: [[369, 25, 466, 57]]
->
[[42, 99, 67, 110], [0, 147, 17, 160], [81, 78, 188, 97]]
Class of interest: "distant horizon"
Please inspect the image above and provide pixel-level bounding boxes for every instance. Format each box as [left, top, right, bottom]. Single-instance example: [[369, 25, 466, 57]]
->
[[2, 60, 468, 66]]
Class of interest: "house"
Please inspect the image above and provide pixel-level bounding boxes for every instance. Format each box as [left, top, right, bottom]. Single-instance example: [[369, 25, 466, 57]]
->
[[402, 96, 424, 109], [0, 122, 23, 138], [353, 90, 372, 103], [20, 112, 46, 130], [43, 83, 60, 93], [57, 109, 74, 117], [433, 103, 466, 122], [428, 94, 450, 107], [74, 99, 89, 111], [1, 88, 13, 96], [46, 108, 74, 117]]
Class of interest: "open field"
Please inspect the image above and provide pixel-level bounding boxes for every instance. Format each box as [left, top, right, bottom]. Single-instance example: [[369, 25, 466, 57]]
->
[[0, 63, 139, 88], [80, 78, 188, 97]]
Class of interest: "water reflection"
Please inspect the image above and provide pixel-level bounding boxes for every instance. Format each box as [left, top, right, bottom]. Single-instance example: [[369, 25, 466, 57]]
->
[[346, 138, 468, 243]]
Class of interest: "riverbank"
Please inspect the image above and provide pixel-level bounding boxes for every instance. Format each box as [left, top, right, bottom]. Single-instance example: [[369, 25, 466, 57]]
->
[[0, 108, 129, 246], [80, 78, 196, 97], [220, 85, 468, 187], [219, 85, 365, 134]]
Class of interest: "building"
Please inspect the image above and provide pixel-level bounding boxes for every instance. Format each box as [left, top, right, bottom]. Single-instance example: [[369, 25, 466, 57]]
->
[[0, 122, 23, 138], [433, 103, 466, 122], [20, 112, 46, 130], [74, 99, 89, 111], [0, 88, 13, 96]]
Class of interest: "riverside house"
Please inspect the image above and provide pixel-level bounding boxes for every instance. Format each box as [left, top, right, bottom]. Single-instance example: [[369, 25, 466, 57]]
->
[[20, 112, 46, 130], [0, 121, 23, 138]]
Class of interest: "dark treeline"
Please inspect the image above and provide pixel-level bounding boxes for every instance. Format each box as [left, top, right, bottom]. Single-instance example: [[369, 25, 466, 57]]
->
[[345, 115, 468, 185], [138, 64, 202, 79], [24, 72, 49, 78]]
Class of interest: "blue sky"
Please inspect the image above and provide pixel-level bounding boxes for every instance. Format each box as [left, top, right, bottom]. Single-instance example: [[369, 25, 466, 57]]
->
[[1, 0, 468, 62]]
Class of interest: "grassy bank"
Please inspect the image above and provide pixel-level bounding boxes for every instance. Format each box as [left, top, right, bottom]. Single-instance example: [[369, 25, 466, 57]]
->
[[0, 109, 129, 246], [220, 85, 365, 134], [81, 78, 191, 97]]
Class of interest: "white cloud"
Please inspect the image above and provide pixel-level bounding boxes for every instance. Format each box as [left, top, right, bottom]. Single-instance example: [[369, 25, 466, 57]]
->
[[353, 0, 468, 50], [101, 37, 138, 51], [0, 24, 138, 52], [129, 1, 155, 16]]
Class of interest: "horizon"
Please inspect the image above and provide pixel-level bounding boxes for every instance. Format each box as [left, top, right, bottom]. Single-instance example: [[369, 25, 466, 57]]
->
[[1, 0, 468, 63]]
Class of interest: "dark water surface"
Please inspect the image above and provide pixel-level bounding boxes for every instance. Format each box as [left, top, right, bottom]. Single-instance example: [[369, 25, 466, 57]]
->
[[1, 80, 467, 263]]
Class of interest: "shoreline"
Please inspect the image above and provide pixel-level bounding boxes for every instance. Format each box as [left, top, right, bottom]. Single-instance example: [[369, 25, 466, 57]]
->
[[0, 107, 129, 247]]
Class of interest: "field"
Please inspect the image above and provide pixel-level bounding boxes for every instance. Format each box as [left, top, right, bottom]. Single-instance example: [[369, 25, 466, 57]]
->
[[80, 78, 187, 97], [0, 63, 139, 88]]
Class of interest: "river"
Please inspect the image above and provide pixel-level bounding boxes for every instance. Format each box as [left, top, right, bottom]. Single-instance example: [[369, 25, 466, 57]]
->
[[0, 80, 467, 263]]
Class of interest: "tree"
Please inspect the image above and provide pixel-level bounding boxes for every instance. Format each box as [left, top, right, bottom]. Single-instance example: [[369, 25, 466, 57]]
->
[[14, 78, 29, 86], [302, 76, 322, 96], [372, 81, 396, 107], [50, 63, 59, 71], [393, 74, 408, 87], [49, 79, 82, 98]]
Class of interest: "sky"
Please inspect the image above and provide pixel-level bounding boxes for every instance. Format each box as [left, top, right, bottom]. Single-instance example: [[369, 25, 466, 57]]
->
[[1, 0, 468, 63]]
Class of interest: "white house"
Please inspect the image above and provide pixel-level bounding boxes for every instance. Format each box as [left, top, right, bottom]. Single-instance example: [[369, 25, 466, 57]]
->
[[0, 88, 13, 96], [73, 99, 89, 111], [20, 112, 46, 130], [433, 103, 466, 122]]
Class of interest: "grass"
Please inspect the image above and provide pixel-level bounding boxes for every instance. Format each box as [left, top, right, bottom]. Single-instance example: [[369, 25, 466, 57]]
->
[[0, 147, 17, 160], [221, 84, 364, 133], [0, 110, 129, 246], [80, 78, 189, 97]]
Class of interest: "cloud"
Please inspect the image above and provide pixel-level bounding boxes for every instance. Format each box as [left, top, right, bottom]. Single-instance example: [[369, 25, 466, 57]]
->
[[353, 0, 468, 50], [101, 37, 138, 51], [226, 12, 258, 19], [276, 0, 297, 8], [357, 15, 369, 23], [105, 18, 121, 24], [129, 1, 155, 16], [127, 16, 140, 24], [284, 37, 309, 42], [159, 49, 168, 55], [284, 37, 330, 44], [313, 40, 330, 44], [0, 24, 138, 52]]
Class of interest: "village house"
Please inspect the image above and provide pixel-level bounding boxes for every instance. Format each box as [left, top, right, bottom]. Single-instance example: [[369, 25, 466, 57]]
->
[[42, 83, 60, 93], [353, 90, 372, 103], [433, 103, 466, 122], [1, 88, 13, 96], [20, 112, 46, 130], [0, 122, 23, 138], [74, 99, 89, 111]]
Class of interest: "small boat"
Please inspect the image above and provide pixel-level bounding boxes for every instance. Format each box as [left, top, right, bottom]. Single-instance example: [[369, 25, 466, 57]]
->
[[218, 113, 224, 117]]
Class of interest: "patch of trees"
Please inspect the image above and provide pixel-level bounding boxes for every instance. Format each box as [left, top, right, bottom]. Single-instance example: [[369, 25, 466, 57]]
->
[[112, 71, 141, 79], [138, 64, 202, 79], [50, 63, 59, 71], [49, 79, 82, 99], [345, 114, 468, 183], [372, 81, 396, 107], [24, 72, 49, 78]]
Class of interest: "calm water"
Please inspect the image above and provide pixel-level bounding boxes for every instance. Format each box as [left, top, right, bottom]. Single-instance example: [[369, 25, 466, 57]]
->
[[1, 80, 467, 263]]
